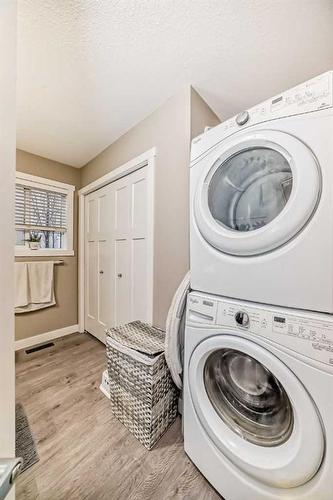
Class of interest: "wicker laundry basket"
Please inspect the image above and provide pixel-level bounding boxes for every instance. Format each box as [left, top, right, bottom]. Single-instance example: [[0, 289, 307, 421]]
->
[[106, 321, 178, 449]]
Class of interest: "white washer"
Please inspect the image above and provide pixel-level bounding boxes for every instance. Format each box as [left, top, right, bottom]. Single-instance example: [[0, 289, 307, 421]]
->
[[190, 71, 333, 313], [184, 291, 333, 500]]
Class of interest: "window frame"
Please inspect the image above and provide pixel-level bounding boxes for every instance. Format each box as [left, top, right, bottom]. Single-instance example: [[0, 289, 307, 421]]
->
[[15, 172, 75, 256]]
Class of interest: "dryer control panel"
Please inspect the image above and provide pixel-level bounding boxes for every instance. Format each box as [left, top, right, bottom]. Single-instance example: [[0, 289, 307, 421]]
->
[[187, 292, 333, 367], [191, 71, 333, 164]]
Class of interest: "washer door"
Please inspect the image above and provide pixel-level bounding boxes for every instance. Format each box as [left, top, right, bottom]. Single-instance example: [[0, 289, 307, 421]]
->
[[188, 335, 324, 488], [194, 130, 321, 256]]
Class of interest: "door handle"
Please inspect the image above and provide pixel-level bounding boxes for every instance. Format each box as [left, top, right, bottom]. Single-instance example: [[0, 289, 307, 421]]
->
[[0, 458, 23, 500], [99, 270, 104, 274], [117, 273, 122, 278]]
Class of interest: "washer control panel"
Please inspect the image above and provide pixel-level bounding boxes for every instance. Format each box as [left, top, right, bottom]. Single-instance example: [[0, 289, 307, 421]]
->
[[187, 293, 333, 367]]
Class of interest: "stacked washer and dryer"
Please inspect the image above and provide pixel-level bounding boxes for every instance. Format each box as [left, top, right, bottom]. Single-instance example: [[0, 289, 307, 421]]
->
[[184, 71, 333, 499]]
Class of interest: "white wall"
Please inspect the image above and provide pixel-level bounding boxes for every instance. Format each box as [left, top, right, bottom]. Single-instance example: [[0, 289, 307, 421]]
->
[[0, 0, 16, 465]]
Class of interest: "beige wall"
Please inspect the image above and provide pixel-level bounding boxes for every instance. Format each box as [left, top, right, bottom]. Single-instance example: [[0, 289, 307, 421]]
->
[[15, 149, 80, 341], [82, 88, 191, 328], [190, 87, 221, 139], [15, 87, 220, 338], [81, 87, 220, 328]]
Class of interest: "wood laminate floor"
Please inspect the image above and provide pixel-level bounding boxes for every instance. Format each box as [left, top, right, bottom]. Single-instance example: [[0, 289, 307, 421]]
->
[[16, 332, 221, 500]]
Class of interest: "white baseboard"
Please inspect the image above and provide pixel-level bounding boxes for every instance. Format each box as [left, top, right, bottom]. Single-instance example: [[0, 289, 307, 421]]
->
[[15, 324, 79, 351]]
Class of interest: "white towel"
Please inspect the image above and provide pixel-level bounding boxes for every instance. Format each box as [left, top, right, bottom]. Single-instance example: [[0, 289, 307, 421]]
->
[[15, 261, 56, 313], [15, 263, 29, 309]]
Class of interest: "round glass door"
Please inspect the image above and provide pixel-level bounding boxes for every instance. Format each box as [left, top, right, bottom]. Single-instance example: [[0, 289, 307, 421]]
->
[[204, 349, 293, 446], [188, 335, 324, 488], [194, 131, 321, 256], [208, 148, 293, 232]]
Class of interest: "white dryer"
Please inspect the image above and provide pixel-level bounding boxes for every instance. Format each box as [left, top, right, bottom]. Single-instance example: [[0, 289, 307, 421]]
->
[[184, 291, 333, 500], [190, 71, 333, 312]]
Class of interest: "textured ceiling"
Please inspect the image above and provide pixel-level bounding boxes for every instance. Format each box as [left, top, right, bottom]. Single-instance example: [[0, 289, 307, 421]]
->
[[17, 0, 333, 167]]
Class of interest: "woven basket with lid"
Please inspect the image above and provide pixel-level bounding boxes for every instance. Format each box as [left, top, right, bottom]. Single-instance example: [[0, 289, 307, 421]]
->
[[106, 321, 178, 449]]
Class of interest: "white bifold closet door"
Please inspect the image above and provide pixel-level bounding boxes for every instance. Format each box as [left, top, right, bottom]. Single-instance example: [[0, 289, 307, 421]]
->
[[84, 167, 151, 343]]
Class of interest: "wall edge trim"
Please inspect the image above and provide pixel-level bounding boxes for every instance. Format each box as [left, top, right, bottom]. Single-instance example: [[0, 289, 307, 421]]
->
[[15, 324, 79, 351]]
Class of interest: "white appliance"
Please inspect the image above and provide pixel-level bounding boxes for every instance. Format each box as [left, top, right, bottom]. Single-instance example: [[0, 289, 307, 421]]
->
[[184, 291, 333, 500], [100, 369, 110, 399], [190, 71, 333, 312]]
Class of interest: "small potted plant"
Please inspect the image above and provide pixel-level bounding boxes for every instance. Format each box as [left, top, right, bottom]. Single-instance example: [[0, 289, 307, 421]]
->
[[26, 231, 41, 250]]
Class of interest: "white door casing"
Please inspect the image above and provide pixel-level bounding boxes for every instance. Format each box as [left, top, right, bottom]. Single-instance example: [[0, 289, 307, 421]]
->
[[188, 335, 324, 488], [194, 130, 321, 256], [80, 149, 155, 339]]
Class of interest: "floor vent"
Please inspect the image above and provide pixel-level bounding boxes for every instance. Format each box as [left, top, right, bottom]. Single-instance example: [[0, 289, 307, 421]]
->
[[25, 342, 54, 354]]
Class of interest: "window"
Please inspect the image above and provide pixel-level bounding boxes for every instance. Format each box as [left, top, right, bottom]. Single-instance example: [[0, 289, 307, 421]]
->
[[15, 173, 75, 256]]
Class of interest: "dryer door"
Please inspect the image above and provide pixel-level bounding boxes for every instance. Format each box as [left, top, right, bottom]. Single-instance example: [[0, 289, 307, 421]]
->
[[188, 335, 324, 488], [194, 130, 321, 256]]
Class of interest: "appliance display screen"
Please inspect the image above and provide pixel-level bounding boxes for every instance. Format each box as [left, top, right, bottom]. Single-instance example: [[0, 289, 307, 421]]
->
[[274, 316, 286, 324], [272, 96, 283, 104]]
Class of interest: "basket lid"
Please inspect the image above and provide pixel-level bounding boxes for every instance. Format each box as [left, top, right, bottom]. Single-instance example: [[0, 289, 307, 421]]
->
[[106, 321, 165, 356]]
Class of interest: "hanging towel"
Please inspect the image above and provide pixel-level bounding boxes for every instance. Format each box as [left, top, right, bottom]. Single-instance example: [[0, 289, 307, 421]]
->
[[15, 261, 56, 313], [15, 263, 29, 309]]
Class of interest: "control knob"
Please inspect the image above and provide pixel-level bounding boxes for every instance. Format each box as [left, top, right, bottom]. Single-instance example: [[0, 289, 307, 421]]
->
[[235, 111, 249, 126], [235, 311, 250, 327]]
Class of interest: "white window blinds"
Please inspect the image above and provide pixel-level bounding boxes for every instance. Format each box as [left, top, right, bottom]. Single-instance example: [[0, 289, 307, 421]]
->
[[15, 183, 67, 233]]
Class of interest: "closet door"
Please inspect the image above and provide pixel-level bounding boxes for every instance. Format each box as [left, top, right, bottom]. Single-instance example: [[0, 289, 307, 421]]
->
[[113, 167, 150, 325], [84, 184, 114, 343], [113, 175, 131, 325], [84, 166, 152, 343]]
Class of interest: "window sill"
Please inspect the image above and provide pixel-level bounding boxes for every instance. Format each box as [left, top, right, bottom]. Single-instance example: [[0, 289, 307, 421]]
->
[[15, 249, 75, 257]]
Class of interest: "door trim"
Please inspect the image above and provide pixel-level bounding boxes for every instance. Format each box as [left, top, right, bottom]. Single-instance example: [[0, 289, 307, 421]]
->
[[78, 147, 156, 333]]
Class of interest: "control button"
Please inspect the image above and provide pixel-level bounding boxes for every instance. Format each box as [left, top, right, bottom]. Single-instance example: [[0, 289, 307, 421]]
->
[[235, 311, 250, 327], [236, 111, 249, 126]]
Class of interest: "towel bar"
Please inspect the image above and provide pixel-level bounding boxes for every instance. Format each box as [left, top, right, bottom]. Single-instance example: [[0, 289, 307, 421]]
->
[[18, 260, 64, 265]]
